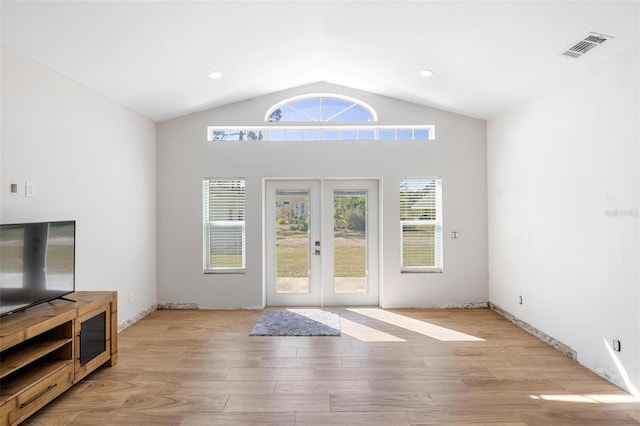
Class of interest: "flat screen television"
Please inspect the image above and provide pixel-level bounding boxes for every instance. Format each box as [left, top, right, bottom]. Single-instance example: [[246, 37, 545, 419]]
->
[[0, 220, 75, 317]]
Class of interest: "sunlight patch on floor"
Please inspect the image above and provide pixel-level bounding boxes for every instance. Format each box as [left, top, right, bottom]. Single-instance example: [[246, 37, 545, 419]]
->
[[348, 308, 484, 342], [339, 317, 406, 342], [530, 393, 640, 404], [587, 393, 640, 403]]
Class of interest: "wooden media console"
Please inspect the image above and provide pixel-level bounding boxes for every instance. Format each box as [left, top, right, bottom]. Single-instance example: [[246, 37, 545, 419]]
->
[[0, 291, 117, 426]]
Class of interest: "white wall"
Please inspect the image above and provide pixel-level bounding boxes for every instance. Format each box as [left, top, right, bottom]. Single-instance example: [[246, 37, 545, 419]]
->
[[487, 44, 640, 395], [0, 46, 157, 327], [156, 83, 487, 309]]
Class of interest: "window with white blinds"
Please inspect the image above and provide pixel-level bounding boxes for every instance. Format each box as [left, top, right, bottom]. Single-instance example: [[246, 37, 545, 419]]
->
[[400, 178, 443, 272], [203, 178, 246, 273]]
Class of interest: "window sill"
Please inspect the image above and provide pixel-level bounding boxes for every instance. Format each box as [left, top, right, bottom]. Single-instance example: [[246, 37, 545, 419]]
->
[[401, 268, 443, 274]]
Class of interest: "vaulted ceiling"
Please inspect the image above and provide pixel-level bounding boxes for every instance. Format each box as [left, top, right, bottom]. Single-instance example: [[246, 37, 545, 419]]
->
[[1, 1, 638, 122]]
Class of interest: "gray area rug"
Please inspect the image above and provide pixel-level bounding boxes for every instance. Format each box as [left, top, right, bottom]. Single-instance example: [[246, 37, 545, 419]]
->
[[250, 309, 341, 336]]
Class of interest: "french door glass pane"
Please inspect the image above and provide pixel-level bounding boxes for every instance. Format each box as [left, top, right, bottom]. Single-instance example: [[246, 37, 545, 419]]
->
[[333, 190, 367, 293], [276, 190, 310, 293]]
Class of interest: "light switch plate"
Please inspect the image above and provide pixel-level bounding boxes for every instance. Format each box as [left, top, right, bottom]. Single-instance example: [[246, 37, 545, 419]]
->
[[25, 182, 36, 197]]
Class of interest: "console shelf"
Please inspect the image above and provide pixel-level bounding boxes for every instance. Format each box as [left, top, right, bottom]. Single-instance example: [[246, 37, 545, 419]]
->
[[0, 291, 117, 426], [0, 338, 72, 380]]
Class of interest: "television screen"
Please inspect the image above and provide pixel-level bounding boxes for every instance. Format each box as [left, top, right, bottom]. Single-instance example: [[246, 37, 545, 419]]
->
[[0, 220, 75, 317]]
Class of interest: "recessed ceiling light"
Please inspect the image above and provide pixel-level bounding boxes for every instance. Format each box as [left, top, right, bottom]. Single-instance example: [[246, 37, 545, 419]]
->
[[419, 70, 434, 78], [208, 71, 223, 79]]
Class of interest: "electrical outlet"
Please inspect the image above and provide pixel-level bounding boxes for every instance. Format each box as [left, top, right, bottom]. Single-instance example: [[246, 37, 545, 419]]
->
[[613, 339, 621, 352], [129, 293, 134, 304]]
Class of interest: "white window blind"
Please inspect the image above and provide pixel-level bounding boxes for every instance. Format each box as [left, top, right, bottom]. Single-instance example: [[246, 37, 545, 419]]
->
[[400, 178, 442, 272], [203, 178, 246, 272]]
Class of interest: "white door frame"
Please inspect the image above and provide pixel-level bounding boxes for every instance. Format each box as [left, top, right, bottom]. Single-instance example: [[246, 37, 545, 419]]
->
[[263, 178, 380, 307]]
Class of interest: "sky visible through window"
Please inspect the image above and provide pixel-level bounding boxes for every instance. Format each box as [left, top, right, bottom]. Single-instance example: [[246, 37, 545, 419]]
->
[[268, 97, 375, 122]]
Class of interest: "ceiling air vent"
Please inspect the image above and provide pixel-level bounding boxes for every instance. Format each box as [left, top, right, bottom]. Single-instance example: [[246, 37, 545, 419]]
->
[[562, 32, 613, 59]]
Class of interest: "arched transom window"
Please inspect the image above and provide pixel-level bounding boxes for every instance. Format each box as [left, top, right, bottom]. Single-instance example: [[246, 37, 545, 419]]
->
[[208, 93, 434, 142], [266, 95, 377, 122]]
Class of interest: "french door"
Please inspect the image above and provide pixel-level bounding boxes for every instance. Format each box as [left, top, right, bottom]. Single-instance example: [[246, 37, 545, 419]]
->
[[265, 179, 379, 306]]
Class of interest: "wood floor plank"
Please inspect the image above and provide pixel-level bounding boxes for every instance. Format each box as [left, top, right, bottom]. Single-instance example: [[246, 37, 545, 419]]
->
[[407, 411, 526, 425], [21, 308, 640, 426], [275, 379, 371, 395], [189, 347, 298, 358], [177, 356, 260, 368], [330, 393, 437, 412], [77, 379, 182, 396], [295, 411, 410, 425], [133, 367, 230, 382], [488, 366, 596, 380], [340, 356, 427, 369], [296, 347, 373, 358], [554, 378, 632, 393], [315, 367, 408, 381], [119, 392, 229, 414], [277, 337, 353, 348], [68, 410, 186, 426], [21, 409, 81, 426], [181, 412, 296, 425], [518, 408, 640, 425], [317, 366, 496, 381], [369, 379, 468, 395], [180, 379, 277, 395], [34, 389, 129, 412], [430, 393, 543, 412], [224, 395, 330, 413], [627, 410, 640, 422], [225, 367, 315, 381], [258, 356, 342, 368], [461, 378, 567, 394]]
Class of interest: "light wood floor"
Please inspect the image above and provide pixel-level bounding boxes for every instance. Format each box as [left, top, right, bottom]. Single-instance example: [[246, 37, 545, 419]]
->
[[25, 308, 640, 425]]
